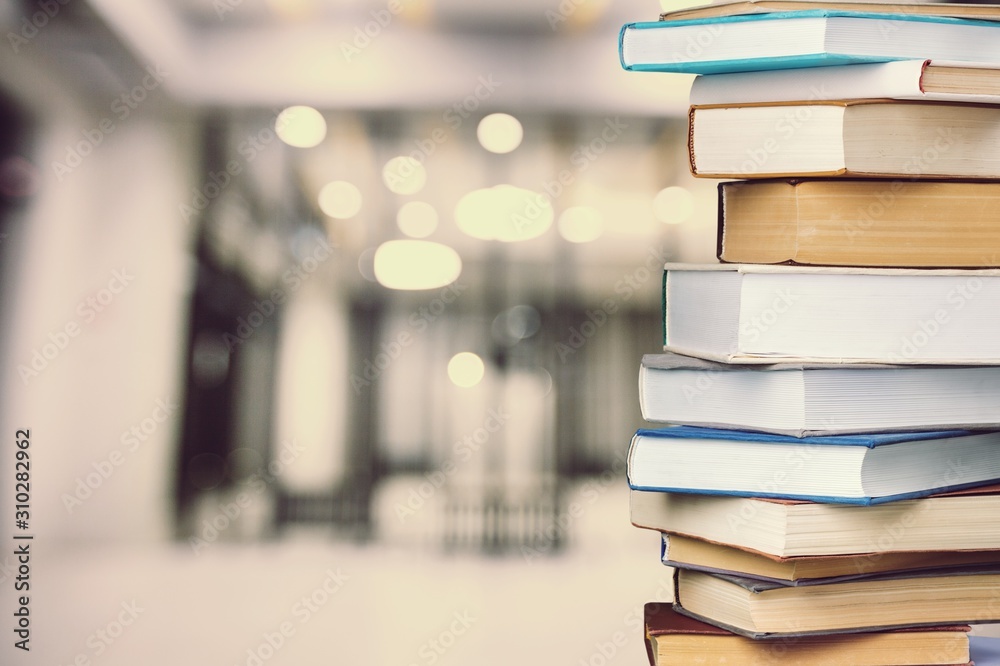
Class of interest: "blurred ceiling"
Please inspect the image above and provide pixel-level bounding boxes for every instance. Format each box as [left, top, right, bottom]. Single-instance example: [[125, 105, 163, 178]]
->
[[86, 0, 696, 114], [0, 0, 720, 306]]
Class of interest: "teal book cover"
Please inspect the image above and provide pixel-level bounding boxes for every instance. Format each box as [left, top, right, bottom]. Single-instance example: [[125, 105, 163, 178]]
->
[[619, 10, 1000, 74]]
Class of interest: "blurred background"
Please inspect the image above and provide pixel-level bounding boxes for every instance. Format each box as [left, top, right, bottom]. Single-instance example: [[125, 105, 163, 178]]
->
[[0, 0, 718, 663]]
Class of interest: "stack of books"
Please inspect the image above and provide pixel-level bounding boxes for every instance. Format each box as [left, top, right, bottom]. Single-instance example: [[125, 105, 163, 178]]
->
[[619, 2, 1000, 664]]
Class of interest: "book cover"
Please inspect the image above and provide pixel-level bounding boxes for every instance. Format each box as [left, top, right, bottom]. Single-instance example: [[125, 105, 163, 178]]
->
[[640, 351, 1000, 435], [627, 426, 1000, 504], [690, 60, 1000, 106], [662, 264, 1000, 364], [645, 602, 972, 665], [620, 10, 1000, 74], [687, 100, 1000, 179], [674, 567, 1000, 637], [631, 485, 1000, 558], [660, 532, 1000, 586], [716, 179, 1000, 268]]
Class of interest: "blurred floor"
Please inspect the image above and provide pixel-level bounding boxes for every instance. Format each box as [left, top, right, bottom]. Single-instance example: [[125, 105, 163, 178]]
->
[[19, 484, 671, 666]]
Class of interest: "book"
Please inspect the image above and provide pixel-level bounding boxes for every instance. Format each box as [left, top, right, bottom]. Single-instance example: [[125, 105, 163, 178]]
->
[[629, 485, 1000, 557], [660, 532, 1000, 585], [627, 426, 1000, 505], [643, 602, 972, 666], [659, 0, 1000, 23], [973, 636, 1000, 666], [715, 179, 1000, 268], [674, 566, 1000, 637], [690, 59, 1000, 106], [687, 100, 1000, 179], [639, 352, 1000, 435], [619, 11, 1000, 75], [661, 264, 1000, 364]]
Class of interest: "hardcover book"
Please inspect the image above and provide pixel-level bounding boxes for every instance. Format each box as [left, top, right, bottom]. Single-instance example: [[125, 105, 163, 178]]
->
[[661, 264, 1000, 364], [658, 0, 1000, 23], [690, 59, 1000, 106], [630, 485, 1000, 557], [687, 100, 1000, 179], [660, 532, 1000, 585], [639, 352, 1000, 435], [674, 566, 1000, 637], [644, 602, 972, 665], [627, 426, 1000, 505], [619, 10, 1000, 74], [715, 179, 1000, 268]]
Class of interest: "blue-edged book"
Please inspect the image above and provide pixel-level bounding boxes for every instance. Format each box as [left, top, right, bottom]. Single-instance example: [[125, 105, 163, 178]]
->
[[619, 10, 1000, 74], [627, 426, 1000, 505]]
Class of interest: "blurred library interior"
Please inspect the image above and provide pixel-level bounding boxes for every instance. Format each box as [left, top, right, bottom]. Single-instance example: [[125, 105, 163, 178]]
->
[[0, 0, 718, 663]]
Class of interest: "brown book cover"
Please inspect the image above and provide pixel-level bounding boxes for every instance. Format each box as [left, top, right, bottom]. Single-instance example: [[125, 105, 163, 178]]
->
[[645, 603, 972, 665], [717, 179, 1000, 268]]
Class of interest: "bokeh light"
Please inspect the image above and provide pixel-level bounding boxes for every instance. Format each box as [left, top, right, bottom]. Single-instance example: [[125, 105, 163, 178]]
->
[[447, 352, 485, 388], [477, 113, 524, 154], [397, 201, 438, 238], [653, 186, 694, 224], [373, 239, 461, 290], [275, 105, 327, 148], [318, 180, 363, 219], [454, 185, 553, 242], [557, 206, 604, 243], [382, 156, 427, 195]]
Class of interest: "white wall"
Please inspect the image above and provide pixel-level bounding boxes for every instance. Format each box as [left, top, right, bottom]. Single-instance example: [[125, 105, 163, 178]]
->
[[0, 48, 197, 543]]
